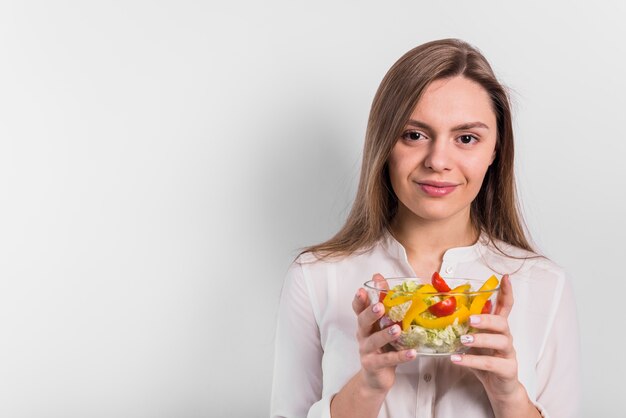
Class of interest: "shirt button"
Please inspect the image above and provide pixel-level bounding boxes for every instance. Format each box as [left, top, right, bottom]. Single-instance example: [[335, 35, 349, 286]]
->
[[445, 266, 453, 274], [423, 373, 432, 382]]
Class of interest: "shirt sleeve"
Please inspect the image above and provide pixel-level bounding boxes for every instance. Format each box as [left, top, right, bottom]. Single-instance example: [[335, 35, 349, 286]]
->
[[270, 260, 332, 418], [534, 272, 582, 418]]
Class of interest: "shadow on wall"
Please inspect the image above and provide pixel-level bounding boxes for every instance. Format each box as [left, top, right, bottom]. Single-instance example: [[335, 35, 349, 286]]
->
[[256, 100, 361, 263]]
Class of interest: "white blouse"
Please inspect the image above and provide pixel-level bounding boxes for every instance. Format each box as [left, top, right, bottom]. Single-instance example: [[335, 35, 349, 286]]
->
[[270, 231, 581, 418]]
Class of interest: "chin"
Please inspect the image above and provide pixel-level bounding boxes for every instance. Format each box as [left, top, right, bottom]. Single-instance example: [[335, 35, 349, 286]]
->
[[405, 202, 468, 223], [418, 212, 458, 222]]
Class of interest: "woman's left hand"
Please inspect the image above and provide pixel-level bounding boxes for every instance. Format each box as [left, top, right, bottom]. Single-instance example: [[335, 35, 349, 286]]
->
[[450, 274, 539, 416]]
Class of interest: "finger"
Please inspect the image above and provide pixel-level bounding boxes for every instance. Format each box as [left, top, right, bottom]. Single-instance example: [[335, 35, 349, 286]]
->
[[363, 324, 402, 353], [373, 273, 389, 290], [460, 333, 514, 355], [469, 313, 510, 335], [450, 353, 517, 380], [354, 273, 387, 315], [494, 274, 514, 318], [357, 301, 385, 337], [362, 348, 417, 370], [372, 273, 392, 301], [352, 288, 368, 315]]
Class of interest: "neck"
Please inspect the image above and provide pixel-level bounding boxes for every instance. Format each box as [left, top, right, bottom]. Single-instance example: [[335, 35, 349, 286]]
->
[[389, 205, 479, 263]]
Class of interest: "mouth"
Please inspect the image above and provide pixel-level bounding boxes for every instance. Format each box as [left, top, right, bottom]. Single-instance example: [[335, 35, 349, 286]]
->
[[416, 181, 459, 197]]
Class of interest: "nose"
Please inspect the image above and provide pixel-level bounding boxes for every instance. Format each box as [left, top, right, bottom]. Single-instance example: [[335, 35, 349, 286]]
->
[[424, 139, 452, 172]]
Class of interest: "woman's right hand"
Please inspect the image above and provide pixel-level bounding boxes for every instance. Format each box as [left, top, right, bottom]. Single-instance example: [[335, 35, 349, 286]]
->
[[330, 273, 418, 417], [352, 273, 418, 393]]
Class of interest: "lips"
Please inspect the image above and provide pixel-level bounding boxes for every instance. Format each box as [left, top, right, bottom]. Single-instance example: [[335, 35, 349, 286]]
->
[[416, 181, 459, 197]]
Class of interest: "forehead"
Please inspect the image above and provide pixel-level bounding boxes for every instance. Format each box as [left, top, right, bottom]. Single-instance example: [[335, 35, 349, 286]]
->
[[409, 76, 496, 128]]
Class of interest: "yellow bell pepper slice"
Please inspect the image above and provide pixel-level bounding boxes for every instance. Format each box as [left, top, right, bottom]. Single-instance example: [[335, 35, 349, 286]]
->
[[399, 284, 438, 331], [383, 283, 438, 312], [382, 290, 412, 309], [418, 284, 438, 294], [451, 284, 471, 307], [401, 296, 428, 331], [414, 305, 470, 329], [469, 275, 499, 315]]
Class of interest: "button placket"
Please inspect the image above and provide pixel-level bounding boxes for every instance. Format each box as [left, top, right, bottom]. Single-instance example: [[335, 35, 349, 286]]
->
[[416, 359, 436, 418]]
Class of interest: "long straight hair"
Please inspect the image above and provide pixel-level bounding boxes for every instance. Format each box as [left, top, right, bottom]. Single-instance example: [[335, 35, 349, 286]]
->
[[303, 39, 534, 259]]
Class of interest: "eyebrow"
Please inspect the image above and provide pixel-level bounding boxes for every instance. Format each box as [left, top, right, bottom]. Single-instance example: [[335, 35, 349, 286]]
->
[[406, 119, 490, 131]]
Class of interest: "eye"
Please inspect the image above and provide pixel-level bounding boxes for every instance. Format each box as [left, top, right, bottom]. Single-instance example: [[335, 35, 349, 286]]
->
[[402, 131, 424, 141], [458, 134, 478, 145]]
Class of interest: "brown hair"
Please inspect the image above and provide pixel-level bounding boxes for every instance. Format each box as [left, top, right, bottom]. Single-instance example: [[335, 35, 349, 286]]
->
[[302, 38, 534, 259]]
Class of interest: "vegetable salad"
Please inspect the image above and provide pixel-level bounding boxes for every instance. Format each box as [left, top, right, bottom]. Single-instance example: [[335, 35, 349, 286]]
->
[[380, 273, 499, 354]]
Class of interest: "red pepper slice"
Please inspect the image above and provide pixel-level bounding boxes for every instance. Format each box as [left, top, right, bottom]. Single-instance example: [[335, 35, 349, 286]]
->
[[428, 297, 456, 317], [432, 271, 451, 292], [378, 291, 387, 303], [373, 275, 390, 304], [481, 299, 493, 314]]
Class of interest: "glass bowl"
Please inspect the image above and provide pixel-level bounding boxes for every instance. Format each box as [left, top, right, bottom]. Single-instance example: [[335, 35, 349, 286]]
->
[[363, 276, 500, 356]]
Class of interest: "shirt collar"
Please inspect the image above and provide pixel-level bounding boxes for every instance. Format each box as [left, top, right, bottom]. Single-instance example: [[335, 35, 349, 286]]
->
[[381, 228, 485, 264]]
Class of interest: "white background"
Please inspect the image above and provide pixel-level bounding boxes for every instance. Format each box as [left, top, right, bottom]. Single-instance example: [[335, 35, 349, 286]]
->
[[0, 1, 624, 417]]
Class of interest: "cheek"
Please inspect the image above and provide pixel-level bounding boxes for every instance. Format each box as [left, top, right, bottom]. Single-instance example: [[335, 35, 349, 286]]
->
[[464, 153, 494, 183], [465, 167, 491, 194], [387, 155, 418, 196]]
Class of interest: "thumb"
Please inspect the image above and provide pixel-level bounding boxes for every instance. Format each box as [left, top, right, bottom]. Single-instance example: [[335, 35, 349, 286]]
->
[[353, 273, 387, 314], [373, 273, 388, 289], [494, 274, 514, 318]]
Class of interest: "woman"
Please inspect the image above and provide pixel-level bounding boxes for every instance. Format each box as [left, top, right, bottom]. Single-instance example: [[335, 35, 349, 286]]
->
[[271, 39, 580, 418]]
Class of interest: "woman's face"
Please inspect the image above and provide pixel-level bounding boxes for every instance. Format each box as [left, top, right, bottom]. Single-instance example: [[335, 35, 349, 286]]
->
[[388, 76, 498, 225]]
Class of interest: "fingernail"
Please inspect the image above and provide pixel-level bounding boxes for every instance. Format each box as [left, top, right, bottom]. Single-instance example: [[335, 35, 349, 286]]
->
[[460, 334, 474, 344], [388, 325, 400, 335], [372, 304, 382, 313], [469, 315, 480, 325], [354, 290, 360, 299], [450, 354, 462, 362], [406, 349, 417, 359]]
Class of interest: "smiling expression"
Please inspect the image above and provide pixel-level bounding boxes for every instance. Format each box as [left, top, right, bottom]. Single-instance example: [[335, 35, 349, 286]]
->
[[387, 76, 498, 224]]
